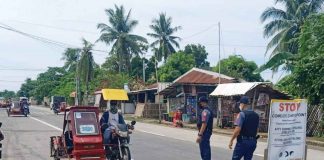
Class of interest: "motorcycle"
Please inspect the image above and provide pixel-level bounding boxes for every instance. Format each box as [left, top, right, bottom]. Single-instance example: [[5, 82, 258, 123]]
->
[[23, 104, 29, 117], [52, 104, 59, 115], [104, 121, 136, 160], [0, 122, 3, 159]]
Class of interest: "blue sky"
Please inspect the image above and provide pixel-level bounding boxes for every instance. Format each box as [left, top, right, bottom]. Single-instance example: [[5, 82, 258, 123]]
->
[[0, 0, 284, 91]]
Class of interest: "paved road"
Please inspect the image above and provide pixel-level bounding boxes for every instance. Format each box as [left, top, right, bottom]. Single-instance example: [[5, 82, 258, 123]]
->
[[0, 106, 320, 160], [1, 106, 249, 160]]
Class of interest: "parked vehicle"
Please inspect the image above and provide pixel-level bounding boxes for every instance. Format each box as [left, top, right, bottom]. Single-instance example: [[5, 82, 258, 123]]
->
[[50, 96, 66, 115], [50, 106, 105, 160], [102, 121, 136, 160]]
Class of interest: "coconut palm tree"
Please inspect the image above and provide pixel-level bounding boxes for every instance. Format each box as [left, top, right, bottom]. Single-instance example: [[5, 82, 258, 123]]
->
[[97, 5, 147, 73], [147, 13, 182, 62], [257, 0, 324, 73], [78, 39, 95, 105], [61, 48, 80, 72]]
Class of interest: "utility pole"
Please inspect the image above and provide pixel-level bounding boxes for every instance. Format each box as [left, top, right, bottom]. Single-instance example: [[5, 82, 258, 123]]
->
[[143, 53, 146, 83], [155, 58, 161, 124], [217, 22, 222, 128], [218, 22, 221, 84], [75, 53, 80, 106]]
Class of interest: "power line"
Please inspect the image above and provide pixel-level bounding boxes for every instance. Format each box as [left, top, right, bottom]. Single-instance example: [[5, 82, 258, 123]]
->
[[0, 80, 25, 83], [9, 20, 98, 34], [0, 23, 109, 54], [182, 23, 218, 40], [0, 68, 46, 71], [204, 43, 266, 48]]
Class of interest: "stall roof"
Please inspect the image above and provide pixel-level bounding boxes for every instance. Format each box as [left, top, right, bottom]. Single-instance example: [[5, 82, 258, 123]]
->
[[210, 82, 267, 96], [159, 68, 237, 95], [101, 89, 129, 101], [129, 82, 171, 94], [173, 68, 236, 84]]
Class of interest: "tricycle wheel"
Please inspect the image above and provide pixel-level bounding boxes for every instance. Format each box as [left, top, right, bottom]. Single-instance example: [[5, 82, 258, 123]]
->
[[120, 147, 131, 160]]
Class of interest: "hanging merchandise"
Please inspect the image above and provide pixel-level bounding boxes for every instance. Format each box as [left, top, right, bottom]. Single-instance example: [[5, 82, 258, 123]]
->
[[186, 96, 197, 120], [257, 93, 270, 106]]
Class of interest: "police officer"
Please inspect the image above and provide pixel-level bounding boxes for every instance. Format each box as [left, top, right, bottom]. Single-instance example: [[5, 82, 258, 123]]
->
[[229, 96, 259, 160], [196, 96, 214, 160]]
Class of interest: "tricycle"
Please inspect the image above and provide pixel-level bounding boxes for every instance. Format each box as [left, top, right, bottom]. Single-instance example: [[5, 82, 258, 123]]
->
[[51, 96, 66, 115], [53, 102, 67, 115], [7, 98, 29, 117], [50, 106, 105, 160]]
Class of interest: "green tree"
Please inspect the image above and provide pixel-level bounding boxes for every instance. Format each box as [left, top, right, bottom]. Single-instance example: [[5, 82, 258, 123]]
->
[[129, 55, 155, 83], [51, 72, 76, 105], [17, 78, 37, 98], [78, 39, 95, 105], [101, 54, 119, 73], [61, 48, 80, 72], [32, 67, 65, 102], [97, 5, 148, 73], [158, 52, 195, 82], [183, 44, 210, 68], [213, 55, 263, 82], [258, 0, 324, 72], [130, 55, 143, 79], [0, 90, 16, 99], [92, 69, 131, 90], [277, 14, 324, 105], [147, 13, 181, 62]]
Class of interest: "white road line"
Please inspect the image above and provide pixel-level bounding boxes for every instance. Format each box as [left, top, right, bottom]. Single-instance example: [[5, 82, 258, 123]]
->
[[29, 116, 63, 131], [254, 153, 264, 157], [136, 129, 166, 137]]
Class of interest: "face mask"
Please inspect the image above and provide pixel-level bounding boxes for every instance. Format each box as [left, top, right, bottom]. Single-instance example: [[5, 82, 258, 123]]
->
[[110, 105, 118, 114], [239, 104, 244, 111]]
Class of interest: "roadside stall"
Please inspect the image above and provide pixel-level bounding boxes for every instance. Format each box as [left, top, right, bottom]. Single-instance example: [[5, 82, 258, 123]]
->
[[159, 68, 237, 123], [210, 82, 291, 132]]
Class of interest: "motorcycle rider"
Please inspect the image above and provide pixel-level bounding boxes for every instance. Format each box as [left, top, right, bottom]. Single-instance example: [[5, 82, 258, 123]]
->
[[7, 98, 13, 112], [20, 98, 29, 114], [53, 100, 59, 112], [99, 100, 126, 145]]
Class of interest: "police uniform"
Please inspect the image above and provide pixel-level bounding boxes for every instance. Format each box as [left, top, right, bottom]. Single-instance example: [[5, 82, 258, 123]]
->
[[232, 108, 259, 160], [197, 106, 214, 160]]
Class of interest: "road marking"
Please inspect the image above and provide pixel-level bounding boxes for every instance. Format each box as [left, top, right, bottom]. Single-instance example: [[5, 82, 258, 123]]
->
[[137, 127, 265, 157], [29, 116, 63, 131], [254, 153, 264, 157], [136, 129, 166, 137]]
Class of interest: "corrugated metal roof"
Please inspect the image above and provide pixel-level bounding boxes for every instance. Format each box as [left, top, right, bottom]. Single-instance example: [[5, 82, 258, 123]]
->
[[173, 68, 235, 84], [210, 82, 267, 96]]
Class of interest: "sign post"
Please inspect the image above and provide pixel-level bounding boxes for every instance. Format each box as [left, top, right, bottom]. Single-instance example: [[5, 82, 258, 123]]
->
[[267, 99, 307, 160]]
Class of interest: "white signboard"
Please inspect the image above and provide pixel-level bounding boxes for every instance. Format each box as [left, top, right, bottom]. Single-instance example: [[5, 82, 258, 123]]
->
[[268, 99, 307, 160], [80, 125, 95, 134]]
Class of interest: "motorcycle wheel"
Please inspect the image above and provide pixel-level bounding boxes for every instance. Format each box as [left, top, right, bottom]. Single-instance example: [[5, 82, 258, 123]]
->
[[120, 147, 131, 160]]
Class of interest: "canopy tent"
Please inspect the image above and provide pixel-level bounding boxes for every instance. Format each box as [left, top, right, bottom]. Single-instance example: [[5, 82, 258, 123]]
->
[[210, 82, 265, 96], [101, 89, 129, 101]]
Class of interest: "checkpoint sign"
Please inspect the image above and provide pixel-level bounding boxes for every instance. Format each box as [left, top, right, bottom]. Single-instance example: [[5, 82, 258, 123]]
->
[[268, 99, 307, 160]]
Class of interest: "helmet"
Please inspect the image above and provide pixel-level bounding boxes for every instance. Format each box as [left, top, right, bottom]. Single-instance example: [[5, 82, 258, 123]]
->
[[198, 96, 208, 103]]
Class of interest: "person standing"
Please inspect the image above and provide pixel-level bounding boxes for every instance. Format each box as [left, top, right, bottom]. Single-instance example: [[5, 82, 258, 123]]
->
[[229, 96, 260, 160], [196, 96, 214, 160]]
